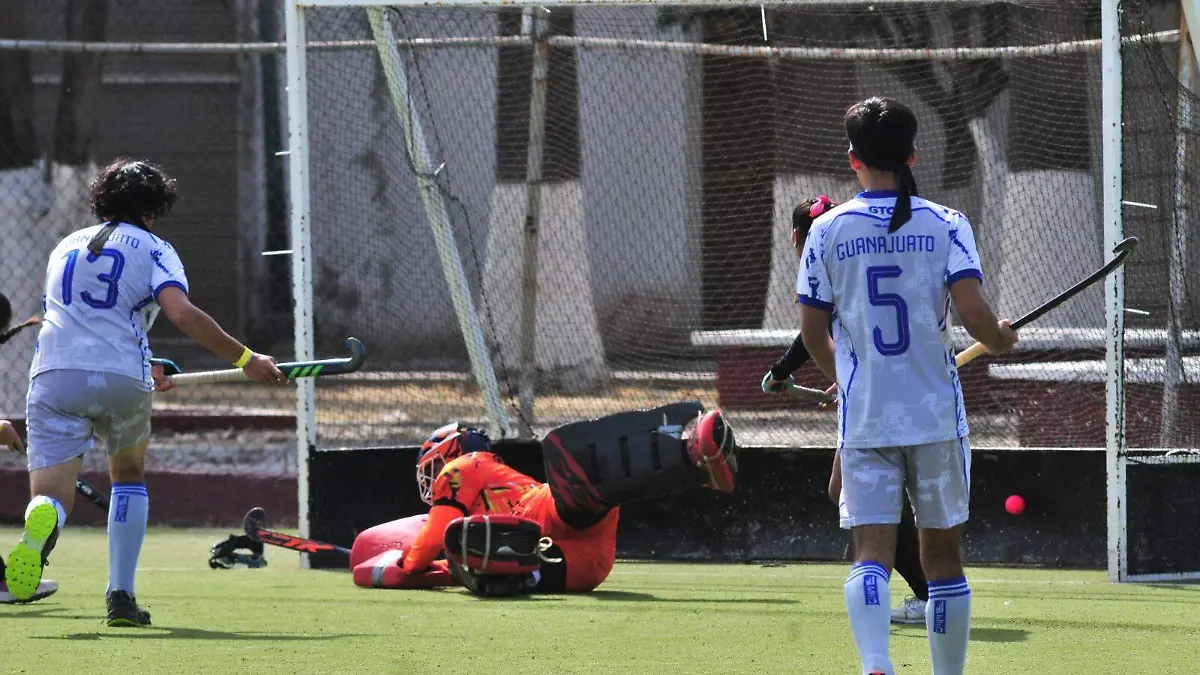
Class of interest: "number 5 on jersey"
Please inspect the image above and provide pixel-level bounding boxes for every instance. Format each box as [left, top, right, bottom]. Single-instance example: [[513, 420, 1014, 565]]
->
[[866, 265, 909, 356], [62, 248, 125, 309]]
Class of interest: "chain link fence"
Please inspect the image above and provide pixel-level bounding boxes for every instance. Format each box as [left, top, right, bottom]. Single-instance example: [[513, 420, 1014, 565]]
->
[[0, 0, 296, 476]]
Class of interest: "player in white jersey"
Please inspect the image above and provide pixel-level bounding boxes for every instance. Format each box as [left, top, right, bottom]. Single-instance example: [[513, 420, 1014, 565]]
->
[[762, 195, 929, 625], [797, 98, 1017, 675], [4, 159, 286, 626]]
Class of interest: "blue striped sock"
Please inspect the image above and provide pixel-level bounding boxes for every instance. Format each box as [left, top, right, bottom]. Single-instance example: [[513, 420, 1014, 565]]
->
[[845, 561, 894, 675], [107, 482, 149, 596], [926, 576, 972, 675]]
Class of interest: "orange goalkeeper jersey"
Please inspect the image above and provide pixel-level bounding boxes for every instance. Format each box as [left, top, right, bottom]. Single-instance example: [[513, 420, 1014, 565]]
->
[[403, 452, 544, 572]]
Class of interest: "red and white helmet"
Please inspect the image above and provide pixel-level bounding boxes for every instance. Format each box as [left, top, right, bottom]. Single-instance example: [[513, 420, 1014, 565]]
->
[[415, 423, 491, 505]]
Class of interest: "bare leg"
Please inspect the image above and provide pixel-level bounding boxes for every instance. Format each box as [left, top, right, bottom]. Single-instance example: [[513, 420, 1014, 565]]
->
[[4, 458, 80, 600], [29, 458, 84, 515]]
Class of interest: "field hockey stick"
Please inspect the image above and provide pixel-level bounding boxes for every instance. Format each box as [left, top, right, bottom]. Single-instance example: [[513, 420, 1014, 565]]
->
[[0, 316, 40, 345], [955, 236, 1139, 367], [169, 337, 366, 386], [11, 428, 109, 511], [789, 382, 837, 404], [76, 478, 110, 511], [243, 507, 351, 558]]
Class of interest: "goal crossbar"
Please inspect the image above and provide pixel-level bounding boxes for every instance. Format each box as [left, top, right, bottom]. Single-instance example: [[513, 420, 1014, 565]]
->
[[2, 30, 1178, 58]]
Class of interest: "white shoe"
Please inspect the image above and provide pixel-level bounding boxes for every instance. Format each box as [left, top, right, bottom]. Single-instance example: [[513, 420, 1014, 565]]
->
[[890, 595, 926, 625], [0, 578, 58, 604]]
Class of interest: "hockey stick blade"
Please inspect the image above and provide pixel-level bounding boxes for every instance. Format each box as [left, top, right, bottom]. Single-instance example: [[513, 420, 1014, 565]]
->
[[1009, 236, 1138, 332], [789, 383, 836, 404], [242, 507, 351, 557], [170, 337, 367, 386], [956, 236, 1139, 368]]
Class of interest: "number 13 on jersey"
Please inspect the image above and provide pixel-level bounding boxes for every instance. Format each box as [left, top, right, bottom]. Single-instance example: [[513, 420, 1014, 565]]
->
[[866, 265, 910, 356], [61, 248, 126, 310]]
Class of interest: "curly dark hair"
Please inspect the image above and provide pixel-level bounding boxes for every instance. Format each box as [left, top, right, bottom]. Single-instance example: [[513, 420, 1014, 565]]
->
[[88, 158, 178, 227]]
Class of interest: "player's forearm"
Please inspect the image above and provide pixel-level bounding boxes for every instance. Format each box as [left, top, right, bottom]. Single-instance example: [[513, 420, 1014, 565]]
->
[[170, 305, 248, 364], [951, 280, 1006, 353], [799, 309, 837, 382], [770, 332, 812, 380], [402, 505, 459, 572], [959, 309, 1005, 352]]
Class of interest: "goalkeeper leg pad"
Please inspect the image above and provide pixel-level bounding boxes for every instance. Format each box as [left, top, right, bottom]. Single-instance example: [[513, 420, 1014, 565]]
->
[[686, 410, 739, 493], [542, 402, 708, 526], [349, 513, 428, 569]]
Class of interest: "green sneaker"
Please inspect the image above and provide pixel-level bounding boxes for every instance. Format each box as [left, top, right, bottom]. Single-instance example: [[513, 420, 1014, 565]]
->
[[0, 556, 59, 604], [4, 502, 59, 602]]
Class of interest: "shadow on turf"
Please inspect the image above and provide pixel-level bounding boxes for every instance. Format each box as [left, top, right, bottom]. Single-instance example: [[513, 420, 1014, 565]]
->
[[585, 590, 796, 605], [40, 627, 363, 642], [893, 627, 1030, 643]]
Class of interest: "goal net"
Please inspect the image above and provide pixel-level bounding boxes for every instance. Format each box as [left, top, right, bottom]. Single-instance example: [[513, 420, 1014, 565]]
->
[[1118, 0, 1199, 580], [295, 0, 1197, 576], [300, 0, 1195, 452]]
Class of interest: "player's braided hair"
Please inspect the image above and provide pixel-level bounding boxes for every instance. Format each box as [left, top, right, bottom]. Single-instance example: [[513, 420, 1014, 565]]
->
[[88, 158, 178, 228], [844, 97, 919, 233]]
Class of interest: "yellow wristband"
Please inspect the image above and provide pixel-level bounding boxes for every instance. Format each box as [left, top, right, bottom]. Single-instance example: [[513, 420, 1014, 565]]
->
[[234, 346, 253, 368]]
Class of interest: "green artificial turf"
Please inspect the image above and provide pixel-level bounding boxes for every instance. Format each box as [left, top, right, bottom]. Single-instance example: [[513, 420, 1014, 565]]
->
[[0, 527, 1196, 674]]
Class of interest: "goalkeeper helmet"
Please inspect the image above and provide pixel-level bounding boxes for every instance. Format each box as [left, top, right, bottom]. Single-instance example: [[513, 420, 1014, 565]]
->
[[416, 424, 491, 505]]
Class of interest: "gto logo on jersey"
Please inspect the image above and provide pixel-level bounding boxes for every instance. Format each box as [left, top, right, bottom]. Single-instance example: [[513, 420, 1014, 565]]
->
[[863, 574, 880, 606]]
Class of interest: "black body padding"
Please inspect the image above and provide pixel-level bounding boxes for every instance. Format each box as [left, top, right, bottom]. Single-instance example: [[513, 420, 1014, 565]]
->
[[533, 543, 569, 593], [542, 402, 706, 529]]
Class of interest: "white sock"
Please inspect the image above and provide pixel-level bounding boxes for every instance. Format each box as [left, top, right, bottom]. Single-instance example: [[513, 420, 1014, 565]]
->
[[926, 576, 971, 675], [107, 483, 149, 595], [844, 561, 894, 675], [26, 495, 68, 529]]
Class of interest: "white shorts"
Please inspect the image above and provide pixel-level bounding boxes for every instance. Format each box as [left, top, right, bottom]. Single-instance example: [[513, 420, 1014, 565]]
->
[[838, 437, 971, 530], [25, 369, 153, 471]]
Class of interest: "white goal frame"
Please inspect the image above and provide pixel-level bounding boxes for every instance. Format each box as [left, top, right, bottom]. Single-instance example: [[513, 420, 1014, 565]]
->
[[284, 0, 1199, 581]]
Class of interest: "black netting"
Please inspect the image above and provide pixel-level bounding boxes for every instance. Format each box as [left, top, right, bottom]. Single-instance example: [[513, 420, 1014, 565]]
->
[[303, 1, 1197, 451], [1121, 0, 1199, 455], [0, 2, 296, 474]]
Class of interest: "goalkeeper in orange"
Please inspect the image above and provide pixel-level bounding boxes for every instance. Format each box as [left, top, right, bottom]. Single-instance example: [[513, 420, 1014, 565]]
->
[[349, 403, 737, 596]]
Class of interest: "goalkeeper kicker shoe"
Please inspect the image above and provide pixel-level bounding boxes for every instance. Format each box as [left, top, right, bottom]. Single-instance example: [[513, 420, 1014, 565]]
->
[[686, 410, 738, 493], [106, 590, 152, 627], [890, 595, 927, 625], [4, 500, 60, 602]]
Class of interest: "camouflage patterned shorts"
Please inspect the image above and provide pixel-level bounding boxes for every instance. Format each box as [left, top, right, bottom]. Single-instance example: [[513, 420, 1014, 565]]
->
[[25, 369, 152, 471], [837, 436, 971, 530]]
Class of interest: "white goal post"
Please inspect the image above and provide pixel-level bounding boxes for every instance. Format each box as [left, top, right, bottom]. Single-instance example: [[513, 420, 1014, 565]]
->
[[283, 0, 1198, 580]]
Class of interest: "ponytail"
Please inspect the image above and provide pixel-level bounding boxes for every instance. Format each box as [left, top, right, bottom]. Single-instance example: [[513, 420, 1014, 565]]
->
[[889, 163, 918, 233]]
